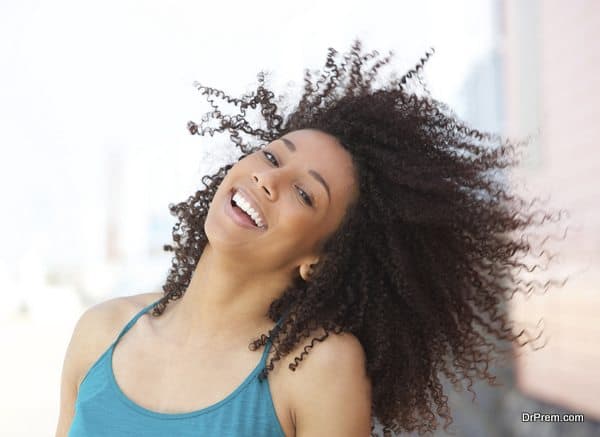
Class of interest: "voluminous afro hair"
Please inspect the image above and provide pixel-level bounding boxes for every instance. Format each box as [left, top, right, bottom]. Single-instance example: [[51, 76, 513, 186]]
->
[[150, 38, 569, 436]]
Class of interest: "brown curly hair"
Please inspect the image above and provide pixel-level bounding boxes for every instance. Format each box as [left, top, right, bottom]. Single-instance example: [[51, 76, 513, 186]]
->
[[148, 38, 569, 436]]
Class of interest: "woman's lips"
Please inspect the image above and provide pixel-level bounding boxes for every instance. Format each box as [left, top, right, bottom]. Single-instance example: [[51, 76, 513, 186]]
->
[[232, 186, 267, 228], [224, 189, 266, 231]]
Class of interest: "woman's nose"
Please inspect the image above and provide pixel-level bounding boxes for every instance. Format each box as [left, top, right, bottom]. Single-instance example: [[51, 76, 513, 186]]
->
[[252, 170, 290, 201], [252, 173, 274, 199]]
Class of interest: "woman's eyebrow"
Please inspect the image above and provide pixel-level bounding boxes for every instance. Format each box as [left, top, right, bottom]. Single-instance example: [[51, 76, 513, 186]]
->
[[278, 137, 331, 204]]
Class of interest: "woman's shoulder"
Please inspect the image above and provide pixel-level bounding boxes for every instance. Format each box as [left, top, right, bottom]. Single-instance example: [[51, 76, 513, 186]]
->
[[82, 291, 161, 329], [125, 291, 165, 310], [280, 325, 370, 433], [287, 327, 367, 378], [72, 291, 163, 388]]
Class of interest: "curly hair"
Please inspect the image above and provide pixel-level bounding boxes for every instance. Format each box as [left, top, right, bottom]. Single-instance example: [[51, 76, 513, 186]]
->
[[148, 38, 569, 436]]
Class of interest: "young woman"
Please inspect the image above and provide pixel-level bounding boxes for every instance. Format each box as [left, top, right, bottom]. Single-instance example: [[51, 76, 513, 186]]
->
[[56, 39, 567, 436]]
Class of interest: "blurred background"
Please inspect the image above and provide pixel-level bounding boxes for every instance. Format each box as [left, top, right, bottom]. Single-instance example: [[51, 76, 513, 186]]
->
[[1, 0, 598, 435]]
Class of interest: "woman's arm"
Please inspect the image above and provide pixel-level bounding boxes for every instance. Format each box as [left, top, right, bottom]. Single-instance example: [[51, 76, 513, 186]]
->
[[54, 296, 131, 436], [55, 305, 101, 436], [290, 332, 372, 437]]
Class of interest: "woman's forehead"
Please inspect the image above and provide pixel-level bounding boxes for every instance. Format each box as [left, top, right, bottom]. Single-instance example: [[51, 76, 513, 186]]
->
[[275, 129, 351, 167]]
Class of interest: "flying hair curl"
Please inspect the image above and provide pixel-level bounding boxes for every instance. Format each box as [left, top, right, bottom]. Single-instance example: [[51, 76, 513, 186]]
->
[[149, 38, 570, 436]]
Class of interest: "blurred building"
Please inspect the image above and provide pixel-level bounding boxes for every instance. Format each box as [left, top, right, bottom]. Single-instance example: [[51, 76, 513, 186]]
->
[[503, 0, 600, 427], [403, 1, 600, 436]]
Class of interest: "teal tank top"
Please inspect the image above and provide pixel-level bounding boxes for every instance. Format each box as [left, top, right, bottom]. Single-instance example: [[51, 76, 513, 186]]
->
[[68, 297, 287, 437]]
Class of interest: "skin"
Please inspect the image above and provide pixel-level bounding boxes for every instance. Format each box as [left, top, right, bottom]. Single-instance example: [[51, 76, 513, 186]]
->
[[154, 128, 360, 349]]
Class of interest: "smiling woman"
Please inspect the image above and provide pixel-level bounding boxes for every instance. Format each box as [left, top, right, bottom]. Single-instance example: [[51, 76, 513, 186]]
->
[[58, 38, 569, 437]]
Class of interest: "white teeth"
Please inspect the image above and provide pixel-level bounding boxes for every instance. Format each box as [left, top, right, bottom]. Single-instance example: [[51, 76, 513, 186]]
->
[[232, 191, 265, 228]]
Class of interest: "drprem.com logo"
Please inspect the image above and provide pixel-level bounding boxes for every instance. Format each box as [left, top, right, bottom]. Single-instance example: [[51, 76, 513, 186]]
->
[[521, 412, 585, 423]]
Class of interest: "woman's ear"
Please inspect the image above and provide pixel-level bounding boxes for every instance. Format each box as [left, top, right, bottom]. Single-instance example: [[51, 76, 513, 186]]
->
[[299, 258, 320, 282]]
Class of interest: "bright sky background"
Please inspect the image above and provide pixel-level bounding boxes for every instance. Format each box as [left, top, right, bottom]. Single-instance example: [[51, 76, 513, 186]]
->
[[0, 0, 499, 297]]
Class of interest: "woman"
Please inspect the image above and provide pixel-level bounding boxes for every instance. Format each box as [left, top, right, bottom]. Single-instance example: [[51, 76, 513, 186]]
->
[[56, 39, 567, 436]]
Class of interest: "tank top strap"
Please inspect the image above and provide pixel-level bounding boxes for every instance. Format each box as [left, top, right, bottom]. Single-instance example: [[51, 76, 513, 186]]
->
[[112, 296, 163, 346]]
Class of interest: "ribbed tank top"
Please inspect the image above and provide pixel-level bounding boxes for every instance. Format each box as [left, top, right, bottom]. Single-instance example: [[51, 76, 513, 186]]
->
[[68, 297, 286, 437]]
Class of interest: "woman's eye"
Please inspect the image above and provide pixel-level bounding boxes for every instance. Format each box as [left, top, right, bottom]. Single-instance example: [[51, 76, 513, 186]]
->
[[262, 150, 314, 207], [297, 188, 314, 207], [263, 150, 279, 166]]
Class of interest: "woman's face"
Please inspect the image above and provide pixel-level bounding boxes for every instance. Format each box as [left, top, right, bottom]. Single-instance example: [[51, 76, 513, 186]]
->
[[204, 128, 359, 273]]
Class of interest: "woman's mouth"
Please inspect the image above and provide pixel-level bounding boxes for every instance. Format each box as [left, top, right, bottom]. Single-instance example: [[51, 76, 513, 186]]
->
[[225, 188, 267, 231]]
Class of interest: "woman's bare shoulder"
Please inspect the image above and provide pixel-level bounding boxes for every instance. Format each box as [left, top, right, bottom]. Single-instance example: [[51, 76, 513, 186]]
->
[[124, 291, 165, 309], [71, 291, 164, 388], [84, 291, 162, 325]]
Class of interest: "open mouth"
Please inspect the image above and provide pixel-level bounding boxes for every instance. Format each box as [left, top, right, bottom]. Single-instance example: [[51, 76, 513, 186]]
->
[[228, 188, 266, 230]]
